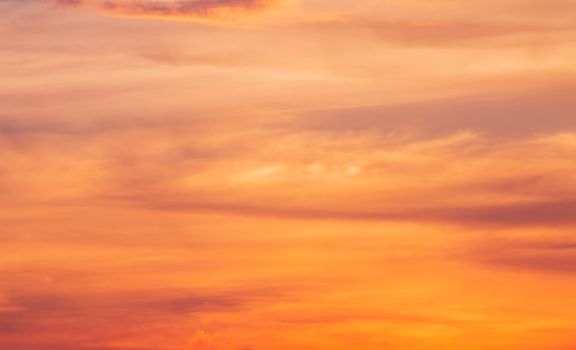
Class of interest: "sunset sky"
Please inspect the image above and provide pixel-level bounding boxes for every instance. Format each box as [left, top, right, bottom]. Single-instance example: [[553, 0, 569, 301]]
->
[[1, 0, 576, 349]]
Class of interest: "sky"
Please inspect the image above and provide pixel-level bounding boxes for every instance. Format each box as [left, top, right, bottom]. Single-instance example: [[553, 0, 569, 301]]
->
[[1, 0, 576, 349]]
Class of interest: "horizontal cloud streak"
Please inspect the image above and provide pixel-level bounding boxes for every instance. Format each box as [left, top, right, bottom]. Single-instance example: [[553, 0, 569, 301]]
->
[[50, 0, 281, 22], [108, 194, 576, 227]]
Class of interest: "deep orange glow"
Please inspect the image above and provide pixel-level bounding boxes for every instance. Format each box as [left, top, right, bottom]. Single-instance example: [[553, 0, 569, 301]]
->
[[1, 0, 576, 349]]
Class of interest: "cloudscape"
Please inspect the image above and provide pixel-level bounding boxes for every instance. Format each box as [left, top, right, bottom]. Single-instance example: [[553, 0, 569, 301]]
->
[[1, 0, 576, 349]]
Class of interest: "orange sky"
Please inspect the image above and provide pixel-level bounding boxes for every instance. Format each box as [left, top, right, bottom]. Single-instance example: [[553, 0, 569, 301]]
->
[[1, 0, 576, 349]]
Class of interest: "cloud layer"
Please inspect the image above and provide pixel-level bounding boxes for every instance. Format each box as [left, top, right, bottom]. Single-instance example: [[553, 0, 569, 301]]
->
[[2, 0, 576, 349]]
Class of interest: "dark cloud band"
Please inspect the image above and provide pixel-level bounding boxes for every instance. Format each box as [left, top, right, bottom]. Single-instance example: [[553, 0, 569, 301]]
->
[[50, 0, 279, 20]]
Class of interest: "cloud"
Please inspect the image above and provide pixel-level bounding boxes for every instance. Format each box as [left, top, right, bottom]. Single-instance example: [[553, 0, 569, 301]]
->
[[299, 85, 576, 137], [1, 106, 576, 228], [2, 0, 576, 349], [473, 235, 576, 274], [422, 198, 576, 227], [296, 18, 569, 47], [50, 0, 282, 22], [106, 192, 576, 227], [0, 285, 287, 349]]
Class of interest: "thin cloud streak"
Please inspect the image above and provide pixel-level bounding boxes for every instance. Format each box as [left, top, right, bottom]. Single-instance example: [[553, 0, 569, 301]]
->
[[50, 0, 283, 22]]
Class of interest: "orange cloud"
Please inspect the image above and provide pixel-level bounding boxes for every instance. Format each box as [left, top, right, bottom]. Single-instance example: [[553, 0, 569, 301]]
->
[[3, 0, 576, 349]]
